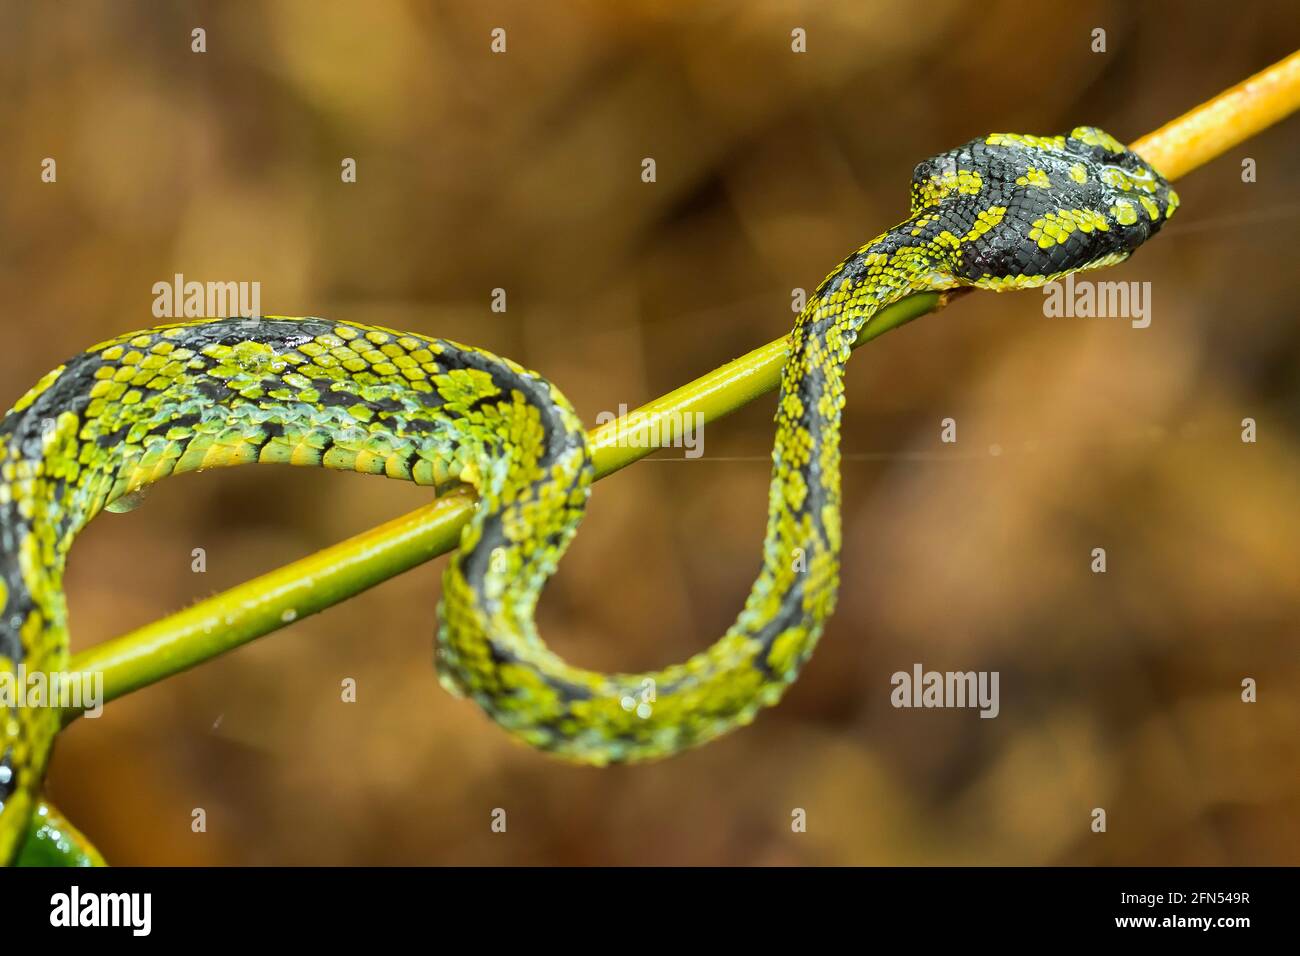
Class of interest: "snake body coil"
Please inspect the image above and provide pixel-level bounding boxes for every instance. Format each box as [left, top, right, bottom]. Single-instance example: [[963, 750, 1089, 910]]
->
[[0, 128, 1175, 862]]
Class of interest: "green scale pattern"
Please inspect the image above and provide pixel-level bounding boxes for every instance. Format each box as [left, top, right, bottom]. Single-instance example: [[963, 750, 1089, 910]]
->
[[0, 127, 1176, 863]]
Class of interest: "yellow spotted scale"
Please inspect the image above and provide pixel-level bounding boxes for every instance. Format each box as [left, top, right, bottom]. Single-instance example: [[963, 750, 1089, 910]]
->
[[0, 127, 1176, 863]]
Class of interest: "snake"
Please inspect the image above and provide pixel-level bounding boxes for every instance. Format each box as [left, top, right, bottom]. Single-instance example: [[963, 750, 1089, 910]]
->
[[0, 126, 1176, 863]]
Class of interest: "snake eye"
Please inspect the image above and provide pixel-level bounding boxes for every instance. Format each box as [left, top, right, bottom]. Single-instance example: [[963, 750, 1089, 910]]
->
[[1066, 126, 1148, 174]]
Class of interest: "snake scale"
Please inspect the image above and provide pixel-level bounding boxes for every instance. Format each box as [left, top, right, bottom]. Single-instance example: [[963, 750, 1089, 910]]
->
[[0, 127, 1176, 862]]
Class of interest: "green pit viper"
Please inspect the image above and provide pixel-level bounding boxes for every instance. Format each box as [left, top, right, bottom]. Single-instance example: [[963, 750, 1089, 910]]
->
[[0, 127, 1176, 863]]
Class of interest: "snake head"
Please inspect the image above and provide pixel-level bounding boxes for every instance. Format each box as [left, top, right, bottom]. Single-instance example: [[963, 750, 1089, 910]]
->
[[907, 127, 1179, 289]]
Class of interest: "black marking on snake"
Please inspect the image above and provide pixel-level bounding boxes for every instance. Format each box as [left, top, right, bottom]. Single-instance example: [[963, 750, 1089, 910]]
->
[[0, 131, 1182, 862]]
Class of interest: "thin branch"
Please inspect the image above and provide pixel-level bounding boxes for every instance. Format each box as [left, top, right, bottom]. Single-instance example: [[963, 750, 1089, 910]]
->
[[60, 49, 1300, 724], [61, 294, 940, 722], [15, 802, 105, 867], [1130, 49, 1300, 180]]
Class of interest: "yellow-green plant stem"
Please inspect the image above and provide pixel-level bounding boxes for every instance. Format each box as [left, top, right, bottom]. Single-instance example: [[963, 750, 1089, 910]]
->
[[60, 49, 1300, 724], [16, 802, 105, 867], [59, 292, 940, 724], [1131, 49, 1300, 181]]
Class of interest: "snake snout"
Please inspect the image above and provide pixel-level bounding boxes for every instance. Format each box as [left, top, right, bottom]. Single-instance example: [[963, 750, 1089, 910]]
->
[[1065, 126, 1155, 177]]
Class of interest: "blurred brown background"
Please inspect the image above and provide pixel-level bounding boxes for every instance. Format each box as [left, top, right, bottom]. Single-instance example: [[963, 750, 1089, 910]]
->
[[1, 1, 1297, 865]]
